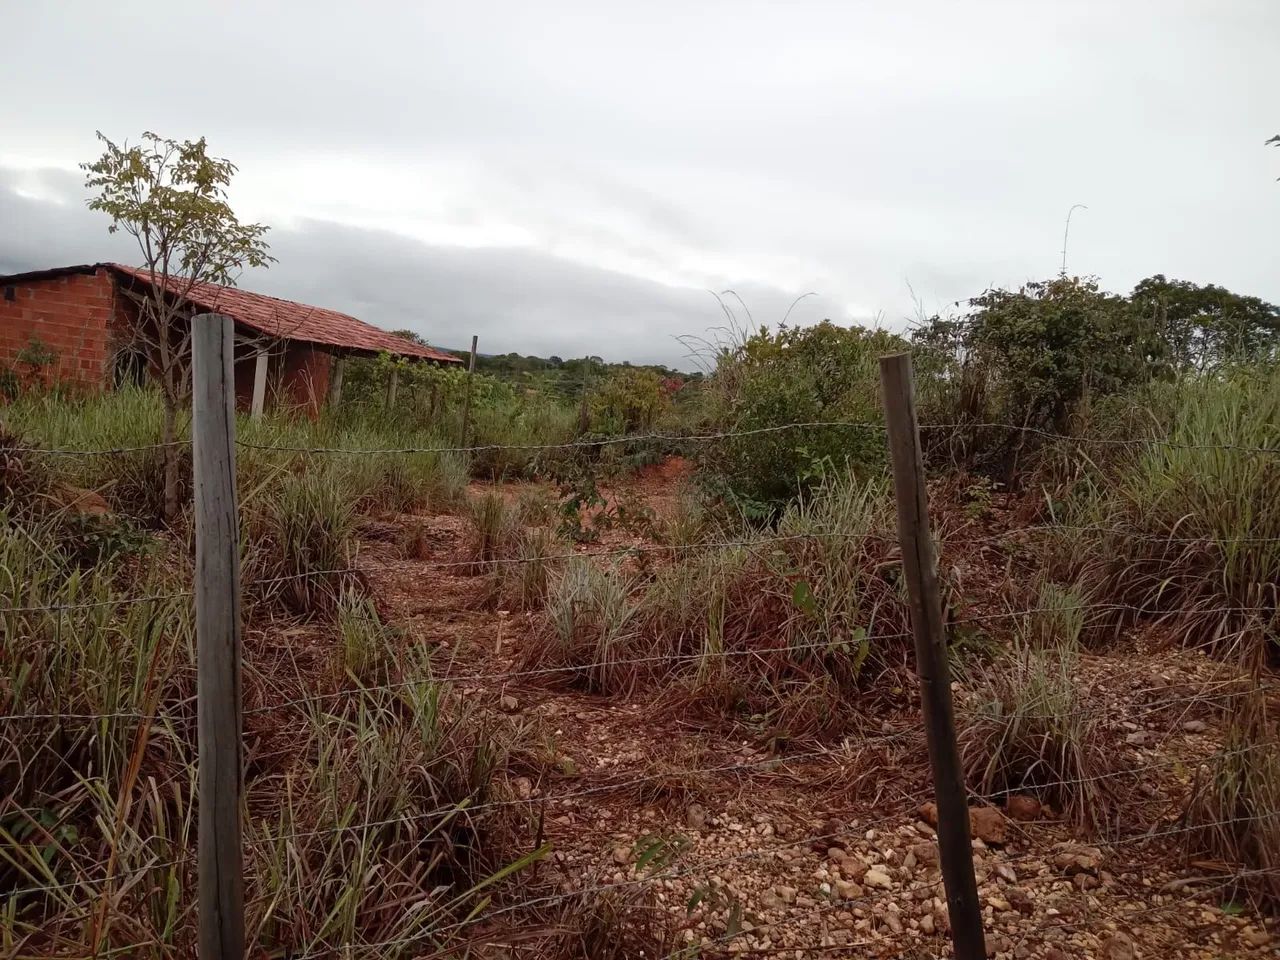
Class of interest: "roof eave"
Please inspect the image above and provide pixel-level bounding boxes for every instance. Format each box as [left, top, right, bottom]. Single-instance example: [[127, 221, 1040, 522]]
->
[[0, 264, 101, 285]]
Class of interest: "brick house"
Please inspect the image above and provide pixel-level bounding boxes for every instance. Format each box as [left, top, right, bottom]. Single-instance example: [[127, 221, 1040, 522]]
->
[[0, 263, 461, 411]]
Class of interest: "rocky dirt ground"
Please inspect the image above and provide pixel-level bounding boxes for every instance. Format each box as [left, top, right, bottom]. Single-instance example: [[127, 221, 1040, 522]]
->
[[287, 466, 1279, 959]]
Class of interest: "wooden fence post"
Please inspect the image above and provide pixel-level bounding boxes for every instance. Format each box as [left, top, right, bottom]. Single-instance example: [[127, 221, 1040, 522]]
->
[[879, 352, 985, 960], [191, 313, 245, 960], [577, 356, 592, 435], [385, 365, 400, 412], [249, 346, 269, 419], [328, 355, 345, 409], [459, 334, 478, 446]]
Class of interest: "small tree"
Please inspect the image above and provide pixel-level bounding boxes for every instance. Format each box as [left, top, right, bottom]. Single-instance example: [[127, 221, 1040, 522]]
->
[[83, 131, 274, 521]]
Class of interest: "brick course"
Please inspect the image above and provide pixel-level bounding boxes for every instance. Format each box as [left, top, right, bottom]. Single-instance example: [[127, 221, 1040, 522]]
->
[[0, 269, 114, 389]]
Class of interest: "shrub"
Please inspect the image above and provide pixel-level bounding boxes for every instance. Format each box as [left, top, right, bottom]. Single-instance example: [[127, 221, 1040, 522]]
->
[[589, 367, 670, 435], [696, 321, 900, 514], [914, 277, 1152, 436]]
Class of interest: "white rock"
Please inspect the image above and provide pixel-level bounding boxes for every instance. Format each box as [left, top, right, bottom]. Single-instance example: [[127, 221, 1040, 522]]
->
[[863, 868, 893, 890]]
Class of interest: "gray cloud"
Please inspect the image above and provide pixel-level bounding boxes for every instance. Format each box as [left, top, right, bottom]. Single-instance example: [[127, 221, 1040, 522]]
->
[[2, 1, 1277, 365], [0, 165, 844, 368]]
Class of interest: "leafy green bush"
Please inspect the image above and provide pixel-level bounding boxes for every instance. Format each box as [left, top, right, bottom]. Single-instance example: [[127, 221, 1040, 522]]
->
[[697, 321, 900, 514], [589, 367, 670, 435], [913, 274, 1278, 477]]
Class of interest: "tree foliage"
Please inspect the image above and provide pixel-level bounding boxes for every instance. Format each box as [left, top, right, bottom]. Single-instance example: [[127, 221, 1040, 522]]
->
[[911, 273, 1280, 477], [913, 276, 1154, 432], [590, 367, 670, 435], [82, 131, 273, 520], [1131, 274, 1280, 372], [83, 132, 273, 288], [915, 275, 1280, 422]]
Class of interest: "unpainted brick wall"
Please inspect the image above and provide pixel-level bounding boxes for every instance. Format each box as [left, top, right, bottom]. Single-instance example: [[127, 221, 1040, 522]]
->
[[0, 269, 114, 389]]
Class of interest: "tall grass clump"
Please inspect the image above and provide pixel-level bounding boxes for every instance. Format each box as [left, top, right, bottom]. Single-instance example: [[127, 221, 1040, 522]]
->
[[1185, 690, 1280, 907], [957, 584, 1119, 829], [240, 414, 470, 515], [468, 398, 577, 480], [3, 387, 189, 523], [506, 525, 558, 610], [636, 476, 910, 740], [0, 512, 196, 953], [248, 654, 539, 957], [466, 489, 564, 609], [468, 490, 519, 570], [1064, 367, 1280, 661], [533, 558, 640, 693], [337, 587, 397, 684], [244, 464, 360, 617]]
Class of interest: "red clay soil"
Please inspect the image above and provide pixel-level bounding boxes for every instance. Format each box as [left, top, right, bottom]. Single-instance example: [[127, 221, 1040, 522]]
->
[[292, 460, 1278, 957]]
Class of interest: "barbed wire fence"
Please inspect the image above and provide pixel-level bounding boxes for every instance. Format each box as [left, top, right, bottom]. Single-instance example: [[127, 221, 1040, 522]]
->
[[4, 314, 1278, 957]]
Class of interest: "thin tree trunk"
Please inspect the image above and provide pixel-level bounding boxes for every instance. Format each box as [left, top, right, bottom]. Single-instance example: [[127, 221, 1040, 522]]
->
[[163, 394, 179, 523]]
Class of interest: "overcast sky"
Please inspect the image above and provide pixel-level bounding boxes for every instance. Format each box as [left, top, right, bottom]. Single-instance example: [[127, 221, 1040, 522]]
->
[[2, 1, 1276, 368]]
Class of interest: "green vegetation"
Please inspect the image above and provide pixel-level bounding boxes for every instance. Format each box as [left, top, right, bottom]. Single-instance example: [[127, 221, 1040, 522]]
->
[[957, 585, 1119, 829], [1186, 689, 1280, 908], [0, 424, 540, 956], [524, 477, 910, 742], [696, 320, 903, 514], [82, 130, 274, 521], [4, 262, 1280, 950], [912, 274, 1280, 474]]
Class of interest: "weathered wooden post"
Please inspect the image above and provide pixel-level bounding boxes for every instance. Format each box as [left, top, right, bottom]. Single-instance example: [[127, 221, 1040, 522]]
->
[[879, 352, 985, 960], [385, 364, 399, 412], [578, 359, 590, 434], [249, 346, 269, 419], [459, 334, 478, 445], [328, 354, 345, 409], [191, 313, 245, 960]]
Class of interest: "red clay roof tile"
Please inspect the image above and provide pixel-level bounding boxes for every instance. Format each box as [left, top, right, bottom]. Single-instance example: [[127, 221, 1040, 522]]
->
[[105, 264, 461, 364]]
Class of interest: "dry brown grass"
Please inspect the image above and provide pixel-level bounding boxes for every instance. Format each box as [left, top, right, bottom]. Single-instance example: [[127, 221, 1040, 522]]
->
[[1185, 688, 1280, 908]]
